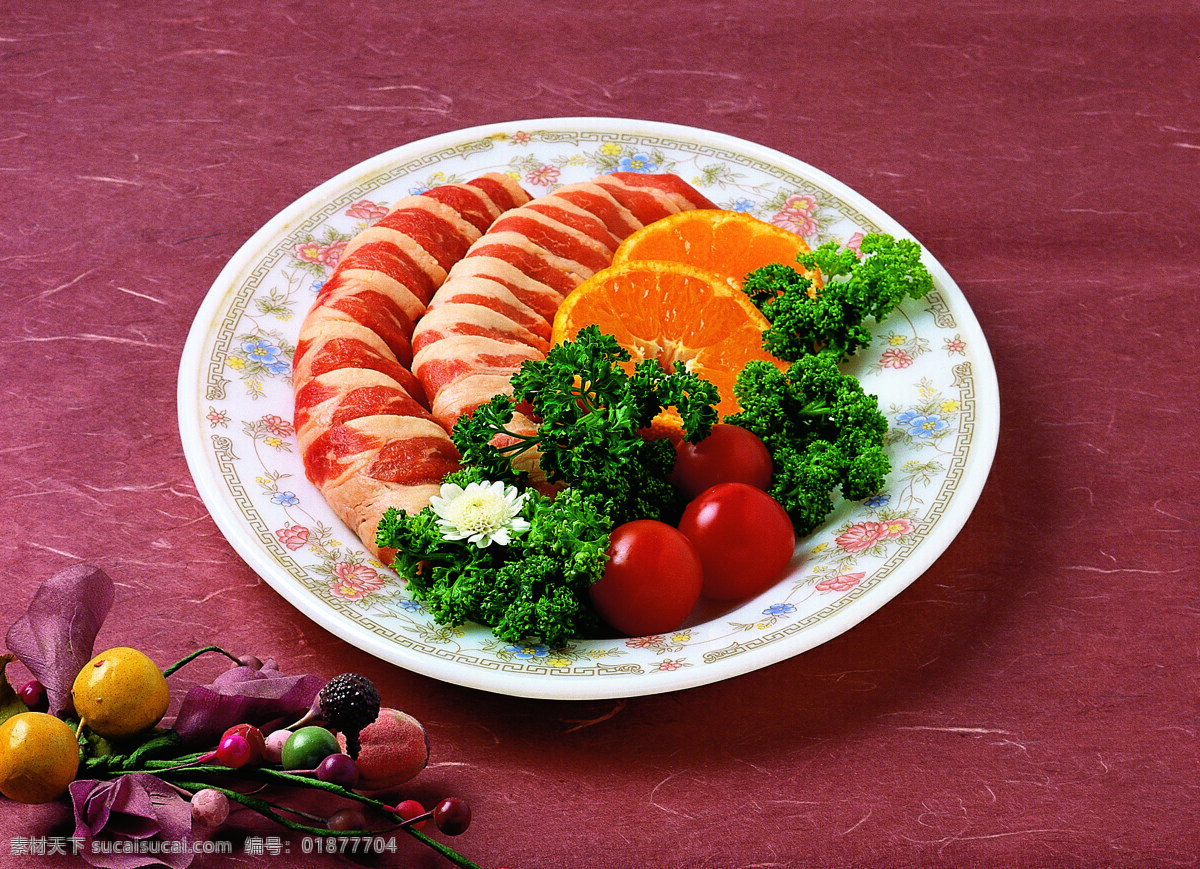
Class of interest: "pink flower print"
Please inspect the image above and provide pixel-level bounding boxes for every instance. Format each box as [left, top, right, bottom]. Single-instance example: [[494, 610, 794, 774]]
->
[[844, 232, 865, 256], [316, 240, 347, 269], [657, 659, 687, 671], [879, 348, 914, 369], [329, 562, 385, 601], [293, 239, 347, 270], [511, 131, 532, 144], [346, 199, 388, 221], [275, 525, 310, 550], [625, 635, 664, 649], [772, 193, 819, 237], [526, 164, 560, 187], [880, 518, 913, 539], [945, 336, 967, 355], [836, 521, 887, 553], [815, 572, 865, 593], [293, 240, 324, 264], [262, 414, 294, 438]]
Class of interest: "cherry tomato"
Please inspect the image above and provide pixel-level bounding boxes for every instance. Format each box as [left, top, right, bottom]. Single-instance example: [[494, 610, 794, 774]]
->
[[670, 424, 772, 500], [589, 520, 703, 637], [677, 482, 796, 600]]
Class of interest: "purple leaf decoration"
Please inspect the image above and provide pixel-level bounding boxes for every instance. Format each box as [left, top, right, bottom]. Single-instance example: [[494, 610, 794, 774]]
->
[[69, 774, 194, 869], [5, 564, 114, 716], [171, 659, 324, 747]]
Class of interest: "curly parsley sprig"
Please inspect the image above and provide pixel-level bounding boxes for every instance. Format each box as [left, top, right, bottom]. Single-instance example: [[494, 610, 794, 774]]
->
[[452, 325, 719, 526], [377, 327, 722, 646], [728, 233, 932, 535], [729, 347, 891, 537], [742, 232, 934, 362], [377, 468, 610, 647]]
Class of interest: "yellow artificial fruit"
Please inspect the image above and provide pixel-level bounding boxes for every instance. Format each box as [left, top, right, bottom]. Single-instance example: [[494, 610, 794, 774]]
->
[[72, 647, 170, 739], [0, 712, 81, 803]]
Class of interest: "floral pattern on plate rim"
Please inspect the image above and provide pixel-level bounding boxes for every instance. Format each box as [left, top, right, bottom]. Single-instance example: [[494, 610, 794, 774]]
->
[[193, 125, 980, 680]]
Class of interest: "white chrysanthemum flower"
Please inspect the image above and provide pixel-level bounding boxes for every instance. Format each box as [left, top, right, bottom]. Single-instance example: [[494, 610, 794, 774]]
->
[[429, 480, 531, 548]]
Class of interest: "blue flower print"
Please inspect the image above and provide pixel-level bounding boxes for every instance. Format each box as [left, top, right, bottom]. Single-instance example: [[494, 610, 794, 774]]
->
[[242, 338, 289, 375], [762, 603, 795, 617], [271, 491, 300, 507], [242, 338, 279, 361], [730, 198, 755, 212], [897, 410, 949, 439], [863, 493, 890, 509], [508, 644, 550, 660], [617, 153, 657, 173]]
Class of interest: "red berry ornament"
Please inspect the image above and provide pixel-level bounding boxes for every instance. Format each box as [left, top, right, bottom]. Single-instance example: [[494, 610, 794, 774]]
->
[[220, 724, 266, 765], [216, 733, 253, 768], [17, 680, 47, 713], [394, 799, 427, 831], [432, 797, 471, 836]]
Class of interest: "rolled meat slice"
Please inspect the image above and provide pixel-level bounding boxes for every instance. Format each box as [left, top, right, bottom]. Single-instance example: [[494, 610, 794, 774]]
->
[[592, 172, 717, 221], [422, 274, 552, 341], [412, 173, 717, 431], [305, 414, 462, 560], [412, 303, 551, 356], [292, 173, 532, 559], [294, 170, 718, 562]]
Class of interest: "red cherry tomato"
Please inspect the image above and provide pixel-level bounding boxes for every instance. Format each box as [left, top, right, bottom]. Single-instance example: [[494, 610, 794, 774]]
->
[[670, 424, 773, 500], [589, 520, 703, 637], [677, 482, 796, 601]]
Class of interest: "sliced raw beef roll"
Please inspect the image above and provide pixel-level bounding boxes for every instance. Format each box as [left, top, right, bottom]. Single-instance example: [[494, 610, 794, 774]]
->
[[411, 173, 717, 431], [292, 173, 531, 559], [293, 170, 716, 560]]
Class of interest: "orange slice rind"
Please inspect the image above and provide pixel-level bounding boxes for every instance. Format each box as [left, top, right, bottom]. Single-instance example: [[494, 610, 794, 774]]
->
[[610, 208, 816, 291]]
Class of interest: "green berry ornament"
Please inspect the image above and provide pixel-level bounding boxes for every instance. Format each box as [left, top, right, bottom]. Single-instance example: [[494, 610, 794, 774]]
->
[[281, 726, 340, 771]]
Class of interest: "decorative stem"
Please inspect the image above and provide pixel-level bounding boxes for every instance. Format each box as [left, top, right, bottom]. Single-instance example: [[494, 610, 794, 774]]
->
[[162, 645, 243, 677], [168, 779, 480, 869], [492, 430, 540, 458]]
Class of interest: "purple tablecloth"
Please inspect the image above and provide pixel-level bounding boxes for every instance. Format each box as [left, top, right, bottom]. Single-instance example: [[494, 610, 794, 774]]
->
[[1, 1, 1196, 866]]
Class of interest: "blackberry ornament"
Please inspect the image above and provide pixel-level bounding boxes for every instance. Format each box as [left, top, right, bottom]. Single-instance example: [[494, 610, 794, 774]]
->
[[318, 673, 380, 759]]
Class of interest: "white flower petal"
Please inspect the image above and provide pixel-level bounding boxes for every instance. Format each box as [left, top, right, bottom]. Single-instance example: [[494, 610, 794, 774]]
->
[[431, 478, 532, 549], [437, 523, 469, 541]]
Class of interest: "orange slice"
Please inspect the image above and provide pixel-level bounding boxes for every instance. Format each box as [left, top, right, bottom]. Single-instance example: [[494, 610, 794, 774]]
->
[[611, 209, 815, 291], [551, 260, 786, 440]]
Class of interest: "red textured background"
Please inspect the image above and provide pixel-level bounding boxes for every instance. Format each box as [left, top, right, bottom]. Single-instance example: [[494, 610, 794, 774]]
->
[[1, 1, 1197, 867]]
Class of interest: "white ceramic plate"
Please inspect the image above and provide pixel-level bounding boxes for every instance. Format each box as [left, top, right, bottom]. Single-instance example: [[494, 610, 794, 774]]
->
[[178, 117, 999, 700]]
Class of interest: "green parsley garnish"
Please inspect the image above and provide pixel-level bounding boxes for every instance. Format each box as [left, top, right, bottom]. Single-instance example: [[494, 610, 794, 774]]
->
[[451, 324, 719, 526]]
